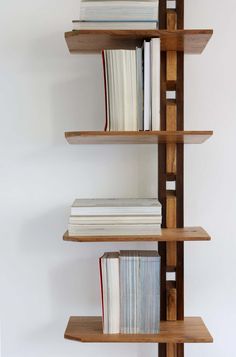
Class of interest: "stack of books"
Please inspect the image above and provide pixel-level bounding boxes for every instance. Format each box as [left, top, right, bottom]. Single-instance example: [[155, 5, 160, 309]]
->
[[73, 0, 159, 30], [102, 39, 160, 131], [68, 198, 162, 236], [100, 250, 160, 334]]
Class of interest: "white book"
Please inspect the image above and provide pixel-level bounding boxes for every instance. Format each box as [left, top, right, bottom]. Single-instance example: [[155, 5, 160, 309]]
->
[[136, 47, 144, 130], [151, 38, 160, 130], [144, 41, 151, 130], [104, 49, 138, 131], [69, 215, 162, 225], [70, 198, 162, 216], [72, 20, 158, 30], [124, 50, 137, 130], [79, 1, 159, 21], [101, 252, 120, 334], [68, 223, 161, 236]]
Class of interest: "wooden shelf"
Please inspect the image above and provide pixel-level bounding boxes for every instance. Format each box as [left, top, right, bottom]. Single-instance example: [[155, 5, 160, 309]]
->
[[64, 316, 213, 343], [65, 131, 213, 145], [65, 29, 213, 54], [63, 227, 211, 243]]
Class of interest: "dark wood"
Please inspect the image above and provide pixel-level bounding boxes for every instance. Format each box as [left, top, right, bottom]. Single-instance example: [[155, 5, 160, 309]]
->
[[166, 173, 176, 181], [176, 242, 184, 320], [166, 266, 176, 273], [65, 29, 213, 54], [176, 1, 185, 355], [65, 131, 213, 145], [176, 0, 184, 29], [63, 227, 211, 242], [166, 81, 176, 91], [64, 316, 213, 343], [159, 0, 167, 29], [158, 9, 168, 357]]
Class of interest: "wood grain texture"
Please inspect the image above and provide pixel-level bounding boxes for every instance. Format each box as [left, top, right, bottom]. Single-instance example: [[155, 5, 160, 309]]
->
[[167, 344, 177, 357], [166, 11, 177, 81], [65, 29, 213, 54], [65, 131, 213, 145], [64, 316, 213, 343], [167, 52, 177, 81], [63, 227, 211, 242], [167, 289, 177, 321], [166, 193, 177, 267], [166, 103, 177, 173]]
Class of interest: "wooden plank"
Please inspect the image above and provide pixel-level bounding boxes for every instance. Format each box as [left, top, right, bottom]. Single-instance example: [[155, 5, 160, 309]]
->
[[166, 193, 177, 228], [63, 227, 211, 242], [167, 12, 177, 82], [64, 316, 213, 343], [65, 131, 213, 145], [167, 344, 177, 357], [166, 103, 177, 173], [166, 11, 177, 357], [167, 289, 177, 321], [167, 11, 177, 31], [167, 195, 177, 267], [176, 1, 185, 350], [167, 52, 177, 81], [65, 29, 213, 54]]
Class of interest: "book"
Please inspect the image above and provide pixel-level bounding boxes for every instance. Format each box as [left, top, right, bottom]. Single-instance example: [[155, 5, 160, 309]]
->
[[69, 215, 162, 224], [101, 250, 160, 334], [102, 38, 160, 131], [144, 41, 151, 130], [100, 252, 120, 333], [79, 1, 159, 22], [102, 40, 160, 131], [136, 46, 144, 130], [72, 20, 158, 30], [68, 223, 161, 236], [103, 49, 138, 131], [120, 250, 160, 334], [70, 198, 162, 216], [151, 38, 160, 130]]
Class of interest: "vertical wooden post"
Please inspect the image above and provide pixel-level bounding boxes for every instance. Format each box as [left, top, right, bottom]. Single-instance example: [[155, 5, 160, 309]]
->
[[158, 1, 184, 356]]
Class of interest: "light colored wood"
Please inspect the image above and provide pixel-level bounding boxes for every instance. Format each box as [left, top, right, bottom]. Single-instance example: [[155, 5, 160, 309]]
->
[[167, 343, 177, 357], [64, 316, 213, 343], [65, 29, 213, 54], [166, 12, 177, 82], [65, 131, 213, 145], [167, 288, 177, 321], [63, 227, 211, 242], [167, 11, 177, 31], [166, 189, 177, 268], [167, 241, 177, 267], [166, 103, 177, 173], [167, 52, 177, 81], [165, 17, 178, 352]]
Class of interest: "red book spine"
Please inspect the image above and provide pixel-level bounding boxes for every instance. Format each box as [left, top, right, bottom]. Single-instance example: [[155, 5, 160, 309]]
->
[[99, 257, 104, 323], [101, 50, 108, 131]]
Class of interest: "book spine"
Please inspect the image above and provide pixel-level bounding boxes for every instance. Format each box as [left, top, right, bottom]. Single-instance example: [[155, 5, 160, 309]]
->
[[102, 50, 109, 131], [99, 257, 104, 324], [144, 41, 151, 130]]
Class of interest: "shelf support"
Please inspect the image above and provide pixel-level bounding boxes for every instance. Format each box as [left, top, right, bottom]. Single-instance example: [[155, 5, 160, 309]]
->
[[158, 0, 184, 356]]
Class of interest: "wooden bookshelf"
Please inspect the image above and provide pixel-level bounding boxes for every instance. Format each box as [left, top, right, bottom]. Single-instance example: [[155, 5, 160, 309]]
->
[[63, 226, 211, 243], [64, 316, 213, 343], [65, 131, 213, 145], [63, 0, 213, 355], [65, 29, 213, 54]]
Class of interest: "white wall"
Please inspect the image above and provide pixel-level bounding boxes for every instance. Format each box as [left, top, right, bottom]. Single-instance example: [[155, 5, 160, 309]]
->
[[0, 0, 235, 356]]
